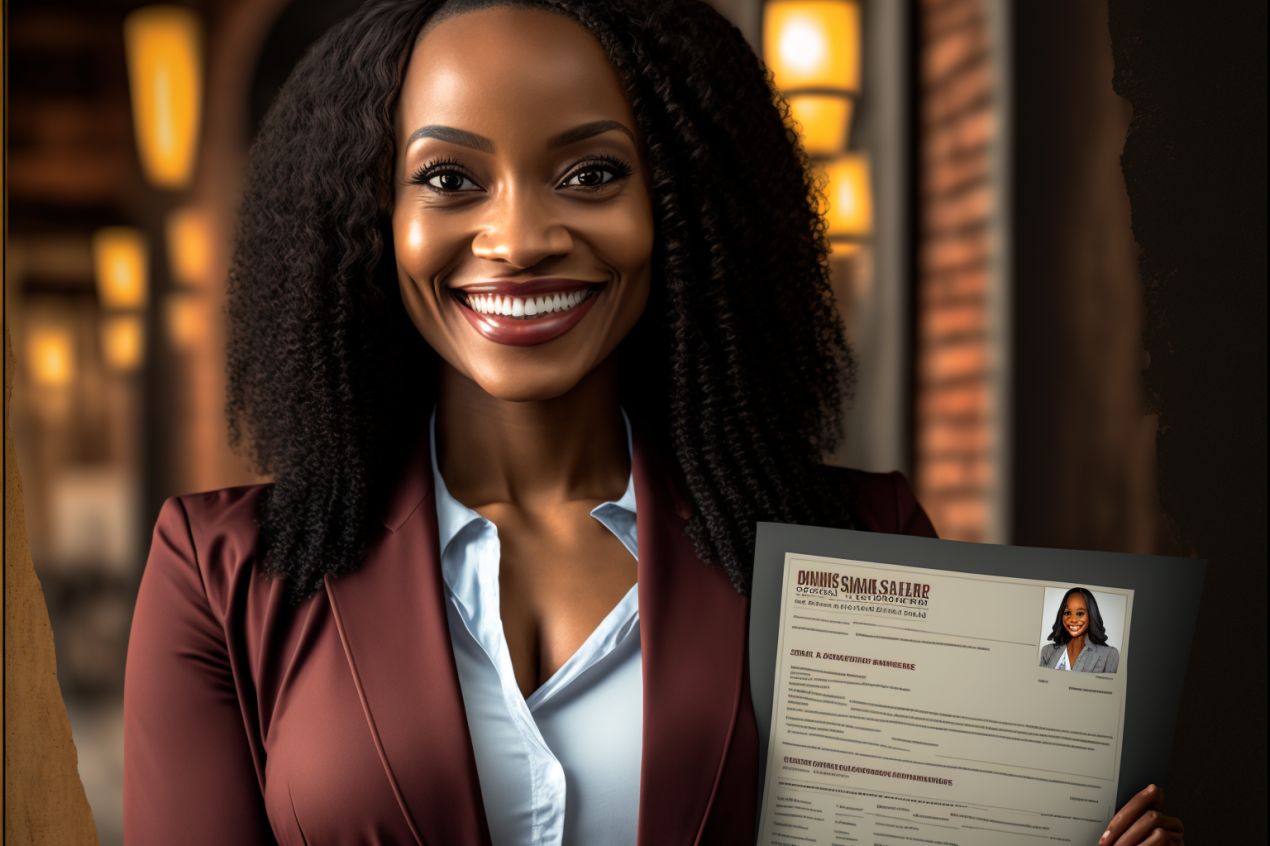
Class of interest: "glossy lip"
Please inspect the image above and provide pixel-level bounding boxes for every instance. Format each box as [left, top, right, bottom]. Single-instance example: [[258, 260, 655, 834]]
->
[[451, 278, 606, 347]]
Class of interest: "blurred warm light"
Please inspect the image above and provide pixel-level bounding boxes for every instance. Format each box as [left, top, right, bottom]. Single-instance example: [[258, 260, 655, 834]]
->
[[822, 153, 873, 238], [764, 0, 861, 93], [789, 95, 854, 156], [830, 241, 862, 258], [29, 328, 76, 387], [164, 291, 205, 350], [166, 206, 211, 286], [124, 5, 204, 189], [101, 315, 146, 371], [93, 227, 149, 310]]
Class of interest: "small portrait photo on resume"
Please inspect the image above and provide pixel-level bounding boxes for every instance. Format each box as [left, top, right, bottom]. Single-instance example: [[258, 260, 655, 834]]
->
[[1037, 586, 1127, 674]]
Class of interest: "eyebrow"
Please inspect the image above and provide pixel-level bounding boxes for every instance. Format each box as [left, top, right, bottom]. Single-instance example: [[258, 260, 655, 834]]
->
[[405, 120, 635, 154], [406, 125, 495, 152], [546, 120, 636, 149]]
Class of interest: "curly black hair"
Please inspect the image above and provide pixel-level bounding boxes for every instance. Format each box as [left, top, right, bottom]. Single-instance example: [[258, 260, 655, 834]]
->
[[1046, 587, 1111, 646], [227, 0, 856, 603]]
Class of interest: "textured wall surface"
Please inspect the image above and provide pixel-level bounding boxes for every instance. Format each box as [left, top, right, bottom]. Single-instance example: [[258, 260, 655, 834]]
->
[[5, 328, 102, 845], [1108, 0, 1268, 840], [914, 0, 997, 541]]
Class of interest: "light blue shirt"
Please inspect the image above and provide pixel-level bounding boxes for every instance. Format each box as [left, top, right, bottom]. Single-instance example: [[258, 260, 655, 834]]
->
[[431, 411, 642, 846]]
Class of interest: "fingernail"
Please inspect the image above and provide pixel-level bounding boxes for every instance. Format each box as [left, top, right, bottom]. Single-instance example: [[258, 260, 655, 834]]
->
[[1099, 831, 1110, 845]]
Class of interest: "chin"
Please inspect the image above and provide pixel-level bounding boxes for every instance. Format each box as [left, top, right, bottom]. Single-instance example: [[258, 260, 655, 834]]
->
[[466, 363, 592, 403]]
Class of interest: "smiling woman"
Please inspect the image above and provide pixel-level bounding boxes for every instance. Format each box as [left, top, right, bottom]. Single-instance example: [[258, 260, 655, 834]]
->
[[1040, 586, 1120, 673], [393, 10, 653, 395], [121, 1, 1178, 845]]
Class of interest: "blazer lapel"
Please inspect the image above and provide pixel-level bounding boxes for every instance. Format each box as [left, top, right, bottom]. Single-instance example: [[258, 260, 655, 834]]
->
[[633, 426, 752, 846], [324, 427, 492, 846]]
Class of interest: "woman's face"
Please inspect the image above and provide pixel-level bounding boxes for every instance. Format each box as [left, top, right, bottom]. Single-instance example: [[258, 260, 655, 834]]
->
[[392, 7, 653, 402], [1061, 593, 1090, 640]]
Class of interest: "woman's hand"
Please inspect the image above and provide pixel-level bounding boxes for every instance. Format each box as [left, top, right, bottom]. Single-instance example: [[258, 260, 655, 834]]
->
[[1099, 784, 1184, 845]]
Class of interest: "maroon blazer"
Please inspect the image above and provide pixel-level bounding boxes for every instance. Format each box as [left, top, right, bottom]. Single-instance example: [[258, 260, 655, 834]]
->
[[123, 428, 935, 846]]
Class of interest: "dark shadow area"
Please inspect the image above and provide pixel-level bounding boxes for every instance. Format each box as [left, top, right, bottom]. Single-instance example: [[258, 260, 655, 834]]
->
[[1109, 1, 1268, 839], [249, 0, 368, 141]]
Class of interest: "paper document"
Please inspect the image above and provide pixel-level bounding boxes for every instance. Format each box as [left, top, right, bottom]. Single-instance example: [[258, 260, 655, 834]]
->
[[755, 552, 1133, 845]]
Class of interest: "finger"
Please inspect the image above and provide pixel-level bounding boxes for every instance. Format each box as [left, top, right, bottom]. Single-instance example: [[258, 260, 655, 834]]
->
[[1141, 828, 1181, 846], [1108, 810, 1173, 846], [1101, 784, 1165, 845]]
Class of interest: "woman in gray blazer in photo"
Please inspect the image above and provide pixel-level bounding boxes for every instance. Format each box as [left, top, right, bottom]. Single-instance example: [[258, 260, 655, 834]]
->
[[1039, 587, 1120, 673]]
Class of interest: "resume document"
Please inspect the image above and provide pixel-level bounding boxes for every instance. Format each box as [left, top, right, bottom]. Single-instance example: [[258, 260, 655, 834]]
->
[[756, 553, 1133, 846]]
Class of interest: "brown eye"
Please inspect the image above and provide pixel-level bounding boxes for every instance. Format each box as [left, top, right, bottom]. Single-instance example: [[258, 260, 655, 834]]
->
[[428, 171, 477, 192], [561, 163, 626, 189], [572, 168, 607, 186]]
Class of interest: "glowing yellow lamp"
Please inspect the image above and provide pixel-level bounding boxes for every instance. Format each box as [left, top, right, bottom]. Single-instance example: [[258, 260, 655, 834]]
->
[[166, 206, 212, 286], [164, 291, 205, 350], [830, 241, 862, 259], [102, 315, 146, 371], [29, 327, 75, 387], [822, 153, 873, 238], [93, 227, 149, 310], [124, 5, 204, 189], [788, 94, 854, 156], [764, 0, 861, 93]]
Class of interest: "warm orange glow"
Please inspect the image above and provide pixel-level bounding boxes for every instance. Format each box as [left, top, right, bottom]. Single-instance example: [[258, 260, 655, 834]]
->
[[788, 94, 854, 156], [29, 328, 75, 387], [822, 153, 873, 237], [102, 315, 146, 371], [93, 227, 149, 310], [166, 206, 212, 285], [164, 292, 206, 350], [764, 0, 861, 93], [124, 6, 204, 189]]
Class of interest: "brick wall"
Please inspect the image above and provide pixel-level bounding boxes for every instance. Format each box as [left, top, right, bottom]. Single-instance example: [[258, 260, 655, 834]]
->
[[915, 0, 996, 541]]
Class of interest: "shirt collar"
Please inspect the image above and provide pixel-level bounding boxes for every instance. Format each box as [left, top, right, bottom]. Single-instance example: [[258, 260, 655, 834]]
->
[[430, 408, 637, 558]]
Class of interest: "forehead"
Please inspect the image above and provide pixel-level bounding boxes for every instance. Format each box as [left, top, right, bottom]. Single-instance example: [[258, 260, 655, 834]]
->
[[1065, 594, 1087, 608], [398, 7, 633, 141]]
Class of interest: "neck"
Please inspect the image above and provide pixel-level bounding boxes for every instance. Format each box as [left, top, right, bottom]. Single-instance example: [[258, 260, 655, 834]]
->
[[435, 355, 629, 510], [1068, 634, 1087, 653]]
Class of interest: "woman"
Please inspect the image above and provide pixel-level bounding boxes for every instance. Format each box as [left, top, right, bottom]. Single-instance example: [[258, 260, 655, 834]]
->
[[123, 1, 1183, 844], [1041, 586, 1121, 673]]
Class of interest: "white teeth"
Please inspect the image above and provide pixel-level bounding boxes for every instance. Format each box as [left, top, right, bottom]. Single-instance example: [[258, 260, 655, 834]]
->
[[465, 288, 595, 318]]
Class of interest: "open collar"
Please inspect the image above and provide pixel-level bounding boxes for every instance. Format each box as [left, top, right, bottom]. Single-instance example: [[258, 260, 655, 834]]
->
[[326, 416, 750, 845]]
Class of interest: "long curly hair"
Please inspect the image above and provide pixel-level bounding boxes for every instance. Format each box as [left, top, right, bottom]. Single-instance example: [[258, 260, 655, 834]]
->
[[227, 0, 856, 603], [1047, 587, 1111, 646]]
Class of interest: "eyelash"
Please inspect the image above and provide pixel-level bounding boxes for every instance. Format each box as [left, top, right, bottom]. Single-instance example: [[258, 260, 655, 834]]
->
[[408, 154, 634, 194]]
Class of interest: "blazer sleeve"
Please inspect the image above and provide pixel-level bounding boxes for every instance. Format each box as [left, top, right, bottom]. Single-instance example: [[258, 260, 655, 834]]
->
[[835, 467, 939, 538], [1039, 643, 1057, 667], [889, 471, 938, 538], [123, 497, 277, 845]]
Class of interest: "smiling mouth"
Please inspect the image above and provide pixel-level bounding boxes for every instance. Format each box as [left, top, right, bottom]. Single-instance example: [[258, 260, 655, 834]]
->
[[454, 286, 600, 319], [449, 280, 606, 346]]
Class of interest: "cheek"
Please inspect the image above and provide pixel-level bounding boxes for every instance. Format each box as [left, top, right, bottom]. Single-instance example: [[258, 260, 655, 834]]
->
[[576, 194, 655, 277], [393, 211, 447, 280]]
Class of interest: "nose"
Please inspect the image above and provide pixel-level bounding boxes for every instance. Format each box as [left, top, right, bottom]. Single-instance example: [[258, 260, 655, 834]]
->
[[471, 186, 574, 269]]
